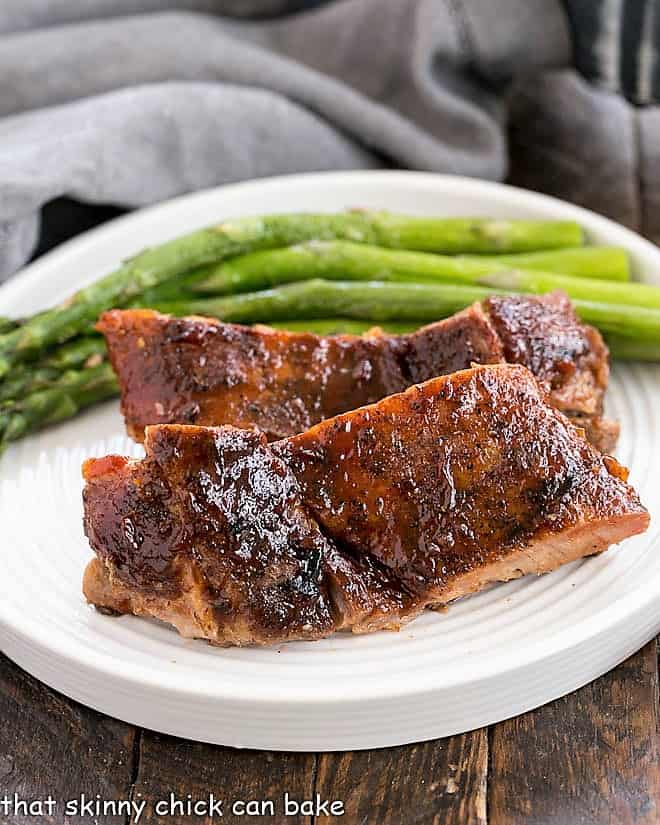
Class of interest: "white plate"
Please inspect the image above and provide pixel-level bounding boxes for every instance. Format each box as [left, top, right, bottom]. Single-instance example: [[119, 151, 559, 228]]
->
[[1, 172, 659, 751]]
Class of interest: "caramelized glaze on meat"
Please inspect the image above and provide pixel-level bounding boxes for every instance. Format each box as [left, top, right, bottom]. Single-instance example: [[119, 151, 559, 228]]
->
[[83, 365, 648, 646], [83, 426, 413, 642], [98, 302, 503, 442], [98, 292, 617, 450], [484, 293, 616, 450]]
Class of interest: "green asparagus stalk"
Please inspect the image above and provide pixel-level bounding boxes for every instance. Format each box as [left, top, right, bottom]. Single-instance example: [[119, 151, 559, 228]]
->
[[603, 336, 660, 361], [576, 299, 660, 339], [193, 242, 624, 296], [0, 337, 107, 404], [266, 319, 418, 335], [154, 279, 660, 343], [39, 335, 106, 371], [0, 363, 118, 451], [479, 269, 660, 310], [0, 316, 18, 334], [192, 241, 652, 307], [457, 246, 629, 281], [0, 212, 582, 376], [137, 269, 214, 306], [0, 365, 62, 405], [154, 279, 500, 324]]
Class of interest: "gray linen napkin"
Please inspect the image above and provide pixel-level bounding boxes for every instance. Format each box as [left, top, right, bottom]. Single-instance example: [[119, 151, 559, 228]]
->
[[0, 0, 657, 280]]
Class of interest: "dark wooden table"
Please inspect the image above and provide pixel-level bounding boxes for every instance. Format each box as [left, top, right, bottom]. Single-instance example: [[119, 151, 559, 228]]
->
[[2, 150, 659, 823], [1, 640, 658, 824]]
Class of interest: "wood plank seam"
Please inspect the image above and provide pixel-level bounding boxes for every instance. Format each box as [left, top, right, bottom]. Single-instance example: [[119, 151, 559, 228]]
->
[[124, 727, 143, 825], [656, 637, 660, 736], [486, 725, 492, 825], [310, 752, 319, 825]]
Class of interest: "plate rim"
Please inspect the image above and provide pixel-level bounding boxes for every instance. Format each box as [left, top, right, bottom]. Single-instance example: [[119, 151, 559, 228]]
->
[[1, 551, 658, 703]]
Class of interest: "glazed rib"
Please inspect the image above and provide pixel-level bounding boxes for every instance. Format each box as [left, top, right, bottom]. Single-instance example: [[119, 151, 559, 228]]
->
[[484, 292, 617, 450], [83, 364, 648, 646], [98, 291, 617, 451]]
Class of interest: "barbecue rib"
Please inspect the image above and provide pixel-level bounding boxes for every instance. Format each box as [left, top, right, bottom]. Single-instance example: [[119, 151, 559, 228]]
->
[[98, 291, 617, 451], [83, 364, 648, 646]]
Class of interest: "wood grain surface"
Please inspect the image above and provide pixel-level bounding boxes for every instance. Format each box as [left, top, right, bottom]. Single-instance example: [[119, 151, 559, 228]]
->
[[0, 653, 137, 825], [314, 731, 488, 825], [0, 642, 657, 824], [490, 642, 660, 825], [132, 731, 316, 824]]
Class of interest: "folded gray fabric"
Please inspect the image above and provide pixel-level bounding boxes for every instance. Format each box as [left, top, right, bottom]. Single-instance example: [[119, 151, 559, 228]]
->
[[0, 0, 314, 34], [0, 81, 379, 276], [0, 0, 656, 280], [0, 0, 571, 278]]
